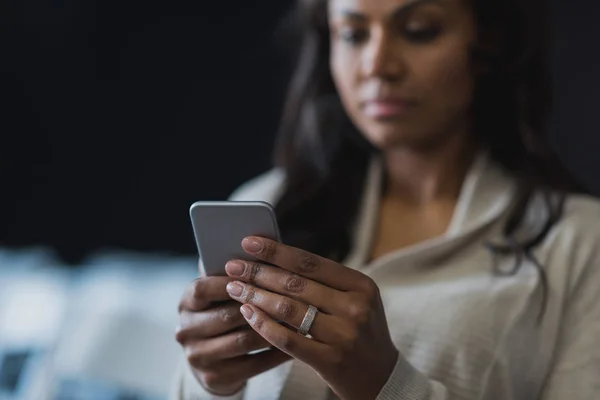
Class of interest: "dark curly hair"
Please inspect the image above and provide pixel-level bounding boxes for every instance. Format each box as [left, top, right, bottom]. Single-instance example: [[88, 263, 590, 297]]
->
[[272, 0, 586, 319]]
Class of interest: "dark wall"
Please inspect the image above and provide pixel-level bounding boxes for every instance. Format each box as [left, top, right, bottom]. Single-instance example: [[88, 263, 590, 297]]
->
[[1, 0, 292, 263], [1, 0, 599, 264], [551, 0, 600, 190]]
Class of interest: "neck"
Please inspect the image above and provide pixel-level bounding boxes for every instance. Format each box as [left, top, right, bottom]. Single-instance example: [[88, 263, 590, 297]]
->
[[382, 131, 478, 205]]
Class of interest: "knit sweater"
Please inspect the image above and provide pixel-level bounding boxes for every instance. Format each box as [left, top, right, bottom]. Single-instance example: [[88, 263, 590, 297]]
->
[[171, 153, 600, 400]]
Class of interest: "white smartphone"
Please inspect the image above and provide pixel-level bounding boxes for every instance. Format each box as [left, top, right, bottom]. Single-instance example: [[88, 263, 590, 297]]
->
[[189, 201, 281, 276]]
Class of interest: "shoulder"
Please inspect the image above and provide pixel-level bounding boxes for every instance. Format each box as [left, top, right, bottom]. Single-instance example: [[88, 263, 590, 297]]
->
[[228, 168, 287, 205], [540, 193, 600, 291], [562, 193, 600, 224], [535, 192, 600, 251], [554, 193, 600, 248]]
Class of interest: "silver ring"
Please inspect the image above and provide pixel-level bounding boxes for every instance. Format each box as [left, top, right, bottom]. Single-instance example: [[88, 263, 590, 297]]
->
[[298, 305, 318, 336]]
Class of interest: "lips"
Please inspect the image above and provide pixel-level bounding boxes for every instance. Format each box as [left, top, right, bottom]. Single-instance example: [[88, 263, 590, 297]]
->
[[362, 98, 416, 118]]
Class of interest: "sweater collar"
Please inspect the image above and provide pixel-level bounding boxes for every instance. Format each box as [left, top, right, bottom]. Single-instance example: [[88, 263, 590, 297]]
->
[[345, 151, 517, 269]]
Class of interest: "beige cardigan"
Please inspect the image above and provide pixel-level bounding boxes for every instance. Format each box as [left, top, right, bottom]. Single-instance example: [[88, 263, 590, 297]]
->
[[171, 153, 600, 399]]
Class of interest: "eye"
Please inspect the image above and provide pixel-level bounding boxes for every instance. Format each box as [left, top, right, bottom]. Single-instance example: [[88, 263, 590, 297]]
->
[[403, 25, 441, 43], [339, 28, 369, 45]]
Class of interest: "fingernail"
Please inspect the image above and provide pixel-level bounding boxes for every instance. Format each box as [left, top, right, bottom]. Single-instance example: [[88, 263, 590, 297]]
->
[[242, 238, 263, 253], [226, 282, 244, 297], [225, 261, 245, 276], [240, 305, 254, 320]]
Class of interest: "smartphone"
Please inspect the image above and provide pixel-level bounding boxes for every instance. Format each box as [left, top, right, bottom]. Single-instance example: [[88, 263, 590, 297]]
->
[[189, 201, 281, 276]]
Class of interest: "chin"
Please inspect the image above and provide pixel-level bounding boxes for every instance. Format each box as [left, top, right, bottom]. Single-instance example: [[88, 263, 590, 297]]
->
[[363, 126, 423, 150]]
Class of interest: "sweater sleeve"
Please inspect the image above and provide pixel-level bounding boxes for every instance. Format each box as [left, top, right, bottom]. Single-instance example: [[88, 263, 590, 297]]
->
[[377, 250, 600, 400], [539, 250, 600, 399], [170, 357, 246, 400], [376, 355, 448, 400]]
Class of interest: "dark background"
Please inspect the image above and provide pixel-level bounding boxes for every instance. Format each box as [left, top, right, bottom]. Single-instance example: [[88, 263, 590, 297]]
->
[[1, 0, 599, 264]]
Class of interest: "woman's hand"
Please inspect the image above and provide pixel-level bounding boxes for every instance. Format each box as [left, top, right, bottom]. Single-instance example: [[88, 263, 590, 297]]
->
[[176, 272, 291, 396], [224, 237, 399, 400]]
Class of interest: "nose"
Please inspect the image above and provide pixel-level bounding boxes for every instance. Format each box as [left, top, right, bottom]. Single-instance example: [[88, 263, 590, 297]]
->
[[361, 29, 405, 81]]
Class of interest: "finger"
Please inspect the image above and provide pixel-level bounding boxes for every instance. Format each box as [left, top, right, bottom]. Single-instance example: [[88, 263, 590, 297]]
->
[[179, 276, 235, 312], [186, 329, 272, 368], [200, 349, 291, 391], [225, 260, 346, 315], [176, 302, 248, 342], [240, 304, 331, 369], [241, 237, 365, 291], [226, 281, 345, 344]]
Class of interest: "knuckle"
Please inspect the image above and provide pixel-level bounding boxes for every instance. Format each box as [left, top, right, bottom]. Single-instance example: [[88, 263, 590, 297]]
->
[[360, 277, 379, 298], [175, 327, 187, 345], [192, 278, 206, 299], [285, 274, 307, 293], [253, 314, 265, 332], [185, 347, 195, 363], [235, 331, 254, 351], [219, 306, 238, 324], [187, 344, 215, 370], [263, 241, 278, 261], [177, 299, 186, 314], [202, 371, 223, 389], [175, 313, 193, 343], [298, 252, 319, 272], [186, 347, 206, 369], [247, 262, 262, 284], [240, 285, 256, 303], [276, 298, 299, 320], [347, 301, 370, 324], [191, 356, 211, 370], [179, 279, 204, 312]]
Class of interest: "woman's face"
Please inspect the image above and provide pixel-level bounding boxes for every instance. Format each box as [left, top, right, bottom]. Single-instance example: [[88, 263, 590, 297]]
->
[[328, 0, 478, 150]]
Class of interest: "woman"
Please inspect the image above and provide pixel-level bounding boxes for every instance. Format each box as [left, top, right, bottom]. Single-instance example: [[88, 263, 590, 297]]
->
[[173, 0, 600, 398]]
